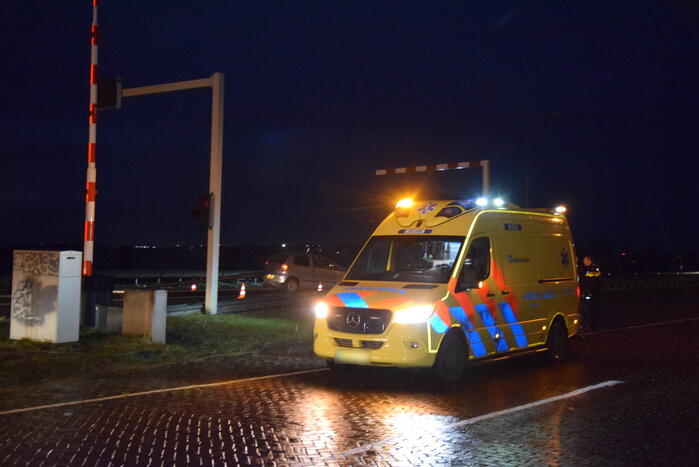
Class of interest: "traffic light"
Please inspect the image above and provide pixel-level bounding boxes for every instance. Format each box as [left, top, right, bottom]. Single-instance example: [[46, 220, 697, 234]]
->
[[192, 193, 212, 228], [97, 77, 122, 110]]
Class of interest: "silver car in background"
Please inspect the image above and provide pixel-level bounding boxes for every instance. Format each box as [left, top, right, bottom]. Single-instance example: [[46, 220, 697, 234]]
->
[[263, 253, 346, 292]]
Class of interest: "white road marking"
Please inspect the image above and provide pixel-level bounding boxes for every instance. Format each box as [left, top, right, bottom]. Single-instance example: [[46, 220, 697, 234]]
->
[[1, 317, 694, 417], [0, 367, 328, 416], [340, 380, 624, 456]]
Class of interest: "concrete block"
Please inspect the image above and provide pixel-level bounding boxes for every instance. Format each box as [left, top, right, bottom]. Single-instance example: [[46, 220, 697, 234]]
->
[[122, 290, 167, 343], [151, 291, 166, 344]]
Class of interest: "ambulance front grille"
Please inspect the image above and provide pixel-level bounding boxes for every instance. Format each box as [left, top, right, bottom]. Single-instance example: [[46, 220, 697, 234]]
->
[[360, 340, 383, 350], [334, 338, 353, 348], [328, 307, 392, 334], [333, 338, 384, 349]]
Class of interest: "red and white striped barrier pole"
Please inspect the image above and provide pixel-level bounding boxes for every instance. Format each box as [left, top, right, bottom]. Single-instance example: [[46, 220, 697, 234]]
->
[[375, 159, 490, 195], [83, 0, 99, 277]]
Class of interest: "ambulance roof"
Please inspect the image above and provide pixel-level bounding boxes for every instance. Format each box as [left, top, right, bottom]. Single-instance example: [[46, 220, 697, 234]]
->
[[373, 199, 568, 237]]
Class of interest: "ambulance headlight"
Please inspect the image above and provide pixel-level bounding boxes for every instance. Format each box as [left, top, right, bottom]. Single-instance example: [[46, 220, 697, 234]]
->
[[314, 301, 329, 319], [476, 197, 488, 207], [554, 205, 567, 214], [394, 305, 435, 324], [493, 198, 505, 207]]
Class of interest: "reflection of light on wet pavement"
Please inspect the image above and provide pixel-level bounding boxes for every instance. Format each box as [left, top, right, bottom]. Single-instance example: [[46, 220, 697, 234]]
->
[[339, 403, 464, 462], [389, 411, 453, 438], [542, 403, 565, 464], [382, 410, 463, 461], [296, 387, 338, 452], [342, 380, 623, 460], [287, 384, 461, 458]]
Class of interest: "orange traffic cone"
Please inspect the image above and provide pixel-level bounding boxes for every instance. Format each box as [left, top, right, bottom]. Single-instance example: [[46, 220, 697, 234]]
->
[[238, 282, 246, 299], [316, 281, 323, 293]]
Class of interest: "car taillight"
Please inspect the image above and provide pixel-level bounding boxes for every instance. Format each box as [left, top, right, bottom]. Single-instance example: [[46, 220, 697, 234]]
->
[[281, 264, 288, 272], [264, 260, 269, 265]]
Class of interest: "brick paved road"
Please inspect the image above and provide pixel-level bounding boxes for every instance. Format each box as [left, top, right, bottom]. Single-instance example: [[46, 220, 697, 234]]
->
[[1, 314, 698, 466]]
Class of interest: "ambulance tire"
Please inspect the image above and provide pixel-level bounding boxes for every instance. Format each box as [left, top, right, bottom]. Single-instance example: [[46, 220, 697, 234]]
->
[[285, 278, 299, 293], [545, 319, 568, 363], [433, 330, 469, 384]]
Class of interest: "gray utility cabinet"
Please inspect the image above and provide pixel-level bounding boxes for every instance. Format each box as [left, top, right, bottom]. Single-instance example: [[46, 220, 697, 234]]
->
[[10, 250, 82, 343]]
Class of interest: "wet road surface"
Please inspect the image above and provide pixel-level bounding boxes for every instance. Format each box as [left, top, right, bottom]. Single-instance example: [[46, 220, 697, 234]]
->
[[1, 316, 698, 466]]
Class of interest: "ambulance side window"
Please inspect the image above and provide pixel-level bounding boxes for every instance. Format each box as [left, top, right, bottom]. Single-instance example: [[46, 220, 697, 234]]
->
[[457, 237, 490, 291]]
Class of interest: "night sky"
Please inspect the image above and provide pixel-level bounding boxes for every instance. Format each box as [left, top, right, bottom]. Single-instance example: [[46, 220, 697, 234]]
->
[[2, 1, 698, 255]]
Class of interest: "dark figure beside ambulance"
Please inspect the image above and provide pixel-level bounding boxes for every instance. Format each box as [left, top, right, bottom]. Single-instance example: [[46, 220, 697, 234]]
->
[[579, 255, 601, 332]]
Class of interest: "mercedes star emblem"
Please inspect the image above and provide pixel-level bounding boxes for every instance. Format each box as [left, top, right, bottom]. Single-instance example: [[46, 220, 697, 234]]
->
[[346, 311, 361, 328]]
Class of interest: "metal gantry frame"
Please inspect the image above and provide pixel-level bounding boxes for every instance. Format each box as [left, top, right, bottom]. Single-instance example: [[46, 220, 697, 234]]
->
[[118, 74, 225, 315]]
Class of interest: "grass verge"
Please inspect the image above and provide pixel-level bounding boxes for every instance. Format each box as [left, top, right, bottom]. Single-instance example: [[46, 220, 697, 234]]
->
[[0, 313, 313, 385]]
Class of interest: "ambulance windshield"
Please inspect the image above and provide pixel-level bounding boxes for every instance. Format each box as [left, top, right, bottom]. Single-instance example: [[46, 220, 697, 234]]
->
[[346, 235, 464, 284]]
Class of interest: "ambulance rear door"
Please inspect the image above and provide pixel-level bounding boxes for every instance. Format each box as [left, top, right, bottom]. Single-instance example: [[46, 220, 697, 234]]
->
[[535, 228, 578, 326]]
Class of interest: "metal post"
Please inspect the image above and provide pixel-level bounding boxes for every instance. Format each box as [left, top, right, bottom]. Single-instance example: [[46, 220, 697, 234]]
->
[[482, 159, 490, 196], [204, 73, 224, 315], [525, 123, 531, 207], [83, 0, 99, 277]]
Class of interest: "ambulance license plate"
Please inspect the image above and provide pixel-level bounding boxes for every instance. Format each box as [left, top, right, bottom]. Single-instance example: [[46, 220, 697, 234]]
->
[[334, 349, 371, 365]]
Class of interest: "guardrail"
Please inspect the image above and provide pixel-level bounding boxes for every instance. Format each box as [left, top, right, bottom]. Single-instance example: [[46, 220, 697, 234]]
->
[[99, 270, 264, 289], [601, 275, 699, 292], [167, 293, 311, 316]]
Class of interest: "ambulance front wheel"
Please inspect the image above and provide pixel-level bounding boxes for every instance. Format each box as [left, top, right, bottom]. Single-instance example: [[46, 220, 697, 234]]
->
[[433, 330, 469, 384], [546, 320, 568, 363]]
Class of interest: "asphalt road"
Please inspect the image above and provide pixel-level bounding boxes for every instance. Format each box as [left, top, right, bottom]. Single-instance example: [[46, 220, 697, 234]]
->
[[1, 315, 698, 465]]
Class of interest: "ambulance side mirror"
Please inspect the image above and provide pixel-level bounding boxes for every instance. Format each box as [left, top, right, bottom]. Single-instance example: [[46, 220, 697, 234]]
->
[[457, 266, 480, 292]]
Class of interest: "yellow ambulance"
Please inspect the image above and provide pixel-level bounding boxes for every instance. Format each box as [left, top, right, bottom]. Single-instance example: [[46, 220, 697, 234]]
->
[[313, 197, 580, 382]]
